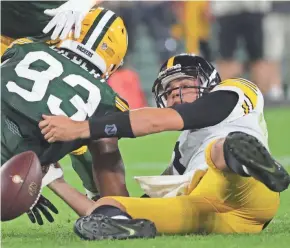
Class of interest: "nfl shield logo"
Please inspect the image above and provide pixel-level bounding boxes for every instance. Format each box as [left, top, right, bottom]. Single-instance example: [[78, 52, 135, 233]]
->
[[105, 124, 117, 136]]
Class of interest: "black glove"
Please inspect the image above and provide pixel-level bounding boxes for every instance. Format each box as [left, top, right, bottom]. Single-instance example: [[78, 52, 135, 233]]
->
[[27, 195, 58, 225]]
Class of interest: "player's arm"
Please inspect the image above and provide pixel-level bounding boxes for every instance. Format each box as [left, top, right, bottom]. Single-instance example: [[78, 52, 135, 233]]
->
[[48, 177, 95, 216], [86, 96, 129, 197], [87, 138, 129, 197], [39, 90, 238, 142]]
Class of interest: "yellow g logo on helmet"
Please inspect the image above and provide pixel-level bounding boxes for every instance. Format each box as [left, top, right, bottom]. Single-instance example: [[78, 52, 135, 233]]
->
[[59, 7, 128, 77]]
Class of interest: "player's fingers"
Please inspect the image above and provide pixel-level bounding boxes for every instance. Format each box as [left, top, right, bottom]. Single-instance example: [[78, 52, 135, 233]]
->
[[44, 130, 55, 141], [74, 13, 85, 39], [27, 211, 36, 224], [42, 114, 51, 120], [41, 126, 52, 135], [74, 25, 81, 39], [41, 197, 59, 214], [51, 14, 66, 40], [39, 119, 50, 129], [51, 23, 65, 41], [43, 14, 59, 34], [47, 137, 56, 143], [38, 205, 54, 223], [32, 207, 44, 225], [44, 8, 58, 17], [60, 12, 75, 40]]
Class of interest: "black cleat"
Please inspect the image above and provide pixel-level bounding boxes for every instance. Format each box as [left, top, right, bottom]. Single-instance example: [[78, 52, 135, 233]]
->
[[224, 131, 290, 192], [74, 214, 157, 240]]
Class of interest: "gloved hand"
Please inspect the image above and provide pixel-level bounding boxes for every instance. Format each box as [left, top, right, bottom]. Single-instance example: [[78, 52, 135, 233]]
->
[[42, 0, 100, 40], [27, 195, 58, 225]]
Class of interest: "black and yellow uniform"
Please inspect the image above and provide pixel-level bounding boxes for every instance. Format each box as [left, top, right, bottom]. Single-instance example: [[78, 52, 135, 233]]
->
[[72, 54, 288, 240], [107, 140, 279, 234], [80, 78, 281, 234]]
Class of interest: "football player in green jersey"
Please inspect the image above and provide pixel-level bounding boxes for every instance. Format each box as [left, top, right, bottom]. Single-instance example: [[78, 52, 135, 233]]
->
[[1, 0, 106, 207], [1, 0, 104, 208], [0, 0, 104, 220], [1, 7, 129, 225]]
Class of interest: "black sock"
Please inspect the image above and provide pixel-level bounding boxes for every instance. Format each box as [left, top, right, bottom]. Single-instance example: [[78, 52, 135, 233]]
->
[[91, 205, 132, 219]]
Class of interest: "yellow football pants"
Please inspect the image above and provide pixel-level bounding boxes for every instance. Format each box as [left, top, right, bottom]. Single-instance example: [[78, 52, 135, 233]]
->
[[109, 142, 280, 234]]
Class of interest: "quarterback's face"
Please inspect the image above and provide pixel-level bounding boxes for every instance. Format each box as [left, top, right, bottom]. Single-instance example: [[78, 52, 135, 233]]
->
[[165, 78, 199, 107]]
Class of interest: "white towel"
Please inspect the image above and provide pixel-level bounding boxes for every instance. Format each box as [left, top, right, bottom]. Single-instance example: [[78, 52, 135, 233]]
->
[[134, 173, 194, 198]]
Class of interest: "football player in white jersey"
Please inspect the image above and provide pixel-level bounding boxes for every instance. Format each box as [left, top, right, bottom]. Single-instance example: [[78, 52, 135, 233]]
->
[[39, 54, 290, 240]]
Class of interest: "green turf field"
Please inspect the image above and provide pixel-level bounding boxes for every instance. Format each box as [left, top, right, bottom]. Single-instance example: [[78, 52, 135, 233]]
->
[[2, 107, 290, 248]]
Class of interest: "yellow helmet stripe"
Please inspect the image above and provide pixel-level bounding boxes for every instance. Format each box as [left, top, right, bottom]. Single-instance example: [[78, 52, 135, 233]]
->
[[167, 56, 175, 68], [83, 9, 117, 50], [82, 9, 108, 45], [92, 14, 117, 50]]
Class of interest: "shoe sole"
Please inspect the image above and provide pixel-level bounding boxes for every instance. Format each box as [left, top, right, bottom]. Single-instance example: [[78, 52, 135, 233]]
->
[[225, 132, 290, 192], [74, 214, 157, 241]]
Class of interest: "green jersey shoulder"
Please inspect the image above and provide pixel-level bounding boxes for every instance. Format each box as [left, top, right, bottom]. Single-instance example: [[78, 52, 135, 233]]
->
[[2, 40, 129, 124]]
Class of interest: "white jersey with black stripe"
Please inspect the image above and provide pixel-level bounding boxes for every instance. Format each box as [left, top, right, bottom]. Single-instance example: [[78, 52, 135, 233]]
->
[[169, 78, 269, 176]]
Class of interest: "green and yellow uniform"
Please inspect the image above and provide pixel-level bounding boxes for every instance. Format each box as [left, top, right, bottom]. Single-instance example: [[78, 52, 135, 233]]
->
[[1, 39, 129, 192]]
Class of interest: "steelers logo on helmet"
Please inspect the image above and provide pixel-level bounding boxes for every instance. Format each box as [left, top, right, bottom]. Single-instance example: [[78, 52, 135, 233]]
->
[[58, 7, 128, 78], [152, 54, 222, 108]]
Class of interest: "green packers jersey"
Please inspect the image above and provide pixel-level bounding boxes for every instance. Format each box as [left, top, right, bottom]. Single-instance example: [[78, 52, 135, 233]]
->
[[1, 1, 63, 38], [1, 40, 129, 165]]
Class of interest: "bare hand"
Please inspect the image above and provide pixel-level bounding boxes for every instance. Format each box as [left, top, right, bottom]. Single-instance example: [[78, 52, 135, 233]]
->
[[39, 115, 89, 143]]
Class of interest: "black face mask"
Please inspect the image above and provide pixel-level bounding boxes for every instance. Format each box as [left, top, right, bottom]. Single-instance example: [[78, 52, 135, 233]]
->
[[162, 85, 201, 106], [153, 62, 221, 108]]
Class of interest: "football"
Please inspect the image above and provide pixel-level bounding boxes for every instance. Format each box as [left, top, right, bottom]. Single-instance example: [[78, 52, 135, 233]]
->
[[1, 151, 42, 221]]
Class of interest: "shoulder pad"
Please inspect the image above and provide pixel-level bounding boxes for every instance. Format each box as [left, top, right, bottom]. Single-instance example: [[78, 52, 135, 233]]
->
[[214, 78, 260, 112]]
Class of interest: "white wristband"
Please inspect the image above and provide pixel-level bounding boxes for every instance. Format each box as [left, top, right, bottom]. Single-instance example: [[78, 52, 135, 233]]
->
[[41, 164, 63, 189]]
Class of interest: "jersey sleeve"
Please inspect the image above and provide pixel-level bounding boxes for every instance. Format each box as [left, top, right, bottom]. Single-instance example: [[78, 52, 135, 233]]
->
[[115, 95, 130, 112], [211, 78, 263, 117]]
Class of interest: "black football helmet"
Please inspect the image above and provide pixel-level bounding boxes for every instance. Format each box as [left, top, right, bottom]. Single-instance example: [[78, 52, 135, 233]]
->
[[152, 53, 221, 107]]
